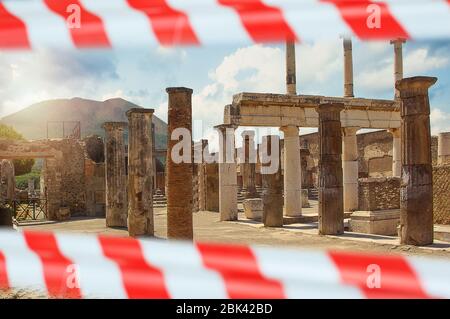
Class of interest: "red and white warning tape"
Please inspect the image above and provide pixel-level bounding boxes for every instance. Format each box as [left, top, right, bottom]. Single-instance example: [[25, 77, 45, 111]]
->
[[0, 229, 449, 299], [1, 0, 450, 50]]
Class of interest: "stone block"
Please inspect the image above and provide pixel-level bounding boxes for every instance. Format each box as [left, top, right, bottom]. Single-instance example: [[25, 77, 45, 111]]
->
[[301, 189, 310, 208], [57, 207, 71, 221], [243, 198, 263, 220], [349, 209, 400, 236]]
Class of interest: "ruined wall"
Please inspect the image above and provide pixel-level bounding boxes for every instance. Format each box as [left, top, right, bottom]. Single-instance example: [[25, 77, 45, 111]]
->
[[85, 159, 106, 217], [431, 136, 439, 166], [357, 130, 393, 178], [0, 160, 15, 201], [433, 164, 450, 224], [358, 177, 400, 211], [204, 163, 219, 212], [41, 139, 86, 216], [300, 131, 439, 184]]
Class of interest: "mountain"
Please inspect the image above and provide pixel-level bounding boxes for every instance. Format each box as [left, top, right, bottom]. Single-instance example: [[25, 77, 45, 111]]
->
[[0, 97, 167, 149]]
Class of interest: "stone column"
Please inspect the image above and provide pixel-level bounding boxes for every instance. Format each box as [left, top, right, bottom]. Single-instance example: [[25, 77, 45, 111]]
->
[[198, 139, 208, 211], [215, 124, 238, 221], [317, 103, 345, 235], [342, 126, 359, 212], [389, 128, 401, 177], [126, 109, 154, 237], [151, 123, 157, 190], [241, 130, 258, 198], [280, 125, 302, 217], [102, 122, 128, 228], [286, 41, 297, 95], [397, 76, 437, 246], [391, 39, 405, 100], [166, 87, 194, 240], [438, 132, 450, 164], [261, 135, 283, 227], [343, 37, 354, 98], [300, 148, 310, 188]]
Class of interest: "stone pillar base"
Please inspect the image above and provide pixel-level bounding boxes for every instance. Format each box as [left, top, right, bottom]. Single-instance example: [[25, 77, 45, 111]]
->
[[301, 189, 310, 208], [243, 199, 263, 220], [349, 209, 400, 236]]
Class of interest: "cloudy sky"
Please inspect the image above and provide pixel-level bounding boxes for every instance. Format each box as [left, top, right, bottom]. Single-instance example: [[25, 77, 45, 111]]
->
[[0, 39, 449, 148]]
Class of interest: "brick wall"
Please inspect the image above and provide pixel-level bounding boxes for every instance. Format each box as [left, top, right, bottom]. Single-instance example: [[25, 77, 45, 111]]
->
[[358, 177, 400, 211], [433, 164, 450, 224]]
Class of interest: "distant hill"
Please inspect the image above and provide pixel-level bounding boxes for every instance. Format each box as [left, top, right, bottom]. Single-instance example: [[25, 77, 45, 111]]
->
[[0, 97, 167, 149]]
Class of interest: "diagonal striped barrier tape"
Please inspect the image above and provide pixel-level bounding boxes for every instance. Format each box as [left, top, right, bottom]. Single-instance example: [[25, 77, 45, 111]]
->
[[0, 229, 449, 299], [1, 0, 450, 50]]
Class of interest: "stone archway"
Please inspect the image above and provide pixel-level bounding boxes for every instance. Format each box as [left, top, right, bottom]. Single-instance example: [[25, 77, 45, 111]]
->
[[0, 138, 63, 220]]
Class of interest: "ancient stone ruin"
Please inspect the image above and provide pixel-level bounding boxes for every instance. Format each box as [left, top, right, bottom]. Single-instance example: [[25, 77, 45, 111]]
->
[[1, 38, 448, 247]]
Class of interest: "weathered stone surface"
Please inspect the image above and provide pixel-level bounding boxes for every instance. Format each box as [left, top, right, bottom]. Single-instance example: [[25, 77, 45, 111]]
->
[[317, 103, 344, 235], [103, 122, 127, 228], [243, 198, 263, 220], [57, 207, 71, 221], [388, 128, 401, 177], [166, 87, 193, 240], [84, 159, 105, 217], [342, 126, 359, 212], [349, 209, 400, 236], [83, 135, 105, 163], [216, 124, 238, 221], [438, 132, 450, 165], [0, 160, 15, 201], [205, 163, 219, 212], [286, 41, 296, 95], [358, 177, 400, 211], [127, 108, 154, 237], [391, 39, 405, 100], [262, 135, 283, 227], [397, 76, 436, 245], [433, 164, 450, 225], [227, 93, 400, 129], [343, 37, 354, 98], [301, 189, 309, 208], [280, 125, 302, 217], [241, 131, 258, 199]]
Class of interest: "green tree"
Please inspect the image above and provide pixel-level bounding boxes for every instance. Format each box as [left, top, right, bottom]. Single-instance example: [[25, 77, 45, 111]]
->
[[0, 124, 35, 176]]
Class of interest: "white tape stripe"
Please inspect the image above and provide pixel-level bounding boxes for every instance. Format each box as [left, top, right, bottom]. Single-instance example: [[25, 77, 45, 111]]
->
[[409, 257, 450, 299], [253, 247, 363, 298], [0, 232, 47, 294], [2, 0, 74, 49], [167, 0, 251, 45], [139, 240, 228, 299], [264, 0, 352, 40], [386, 0, 450, 39], [55, 234, 127, 299], [79, 0, 158, 48]]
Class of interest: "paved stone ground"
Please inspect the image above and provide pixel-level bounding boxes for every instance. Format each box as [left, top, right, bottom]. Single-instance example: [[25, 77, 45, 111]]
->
[[2, 206, 449, 299], [15, 207, 450, 259]]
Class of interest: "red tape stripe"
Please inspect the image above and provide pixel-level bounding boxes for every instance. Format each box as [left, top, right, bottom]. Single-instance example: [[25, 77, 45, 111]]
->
[[24, 231, 81, 298], [197, 243, 285, 299], [0, 3, 30, 49], [99, 236, 169, 299], [127, 0, 199, 45], [329, 251, 430, 298], [322, 0, 409, 40], [0, 251, 9, 290], [44, 0, 110, 48], [218, 0, 297, 42]]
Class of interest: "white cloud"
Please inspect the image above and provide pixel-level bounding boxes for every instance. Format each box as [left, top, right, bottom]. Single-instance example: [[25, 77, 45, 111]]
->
[[431, 108, 450, 135], [357, 46, 449, 92]]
